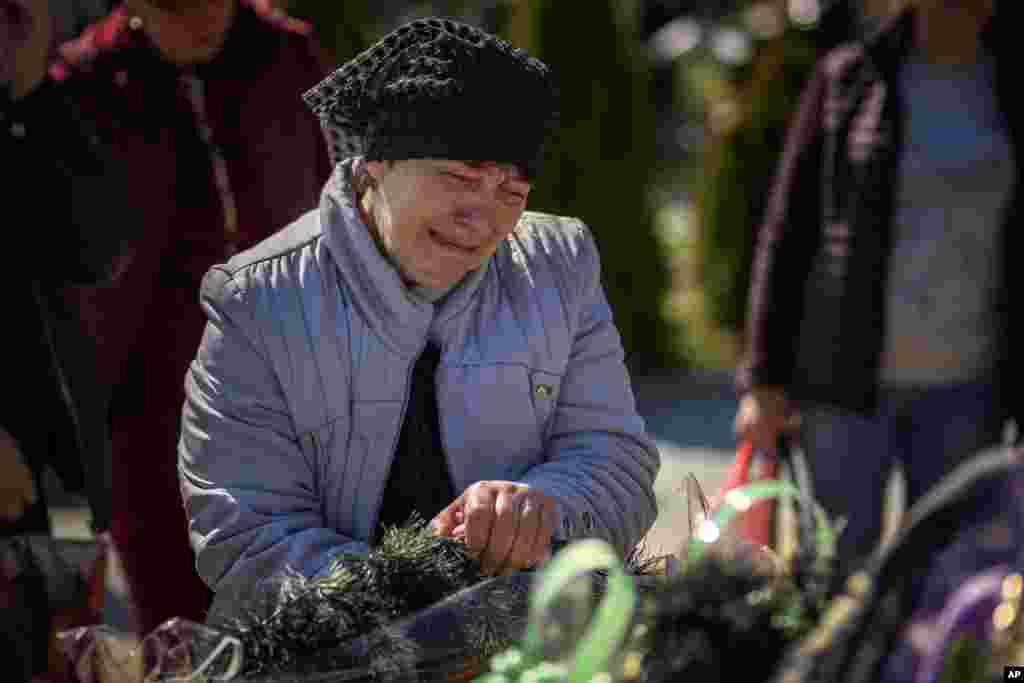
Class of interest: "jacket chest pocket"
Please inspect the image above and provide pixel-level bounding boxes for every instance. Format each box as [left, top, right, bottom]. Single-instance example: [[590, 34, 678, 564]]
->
[[528, 369, 561, 438], [438, 364, 563, 482]]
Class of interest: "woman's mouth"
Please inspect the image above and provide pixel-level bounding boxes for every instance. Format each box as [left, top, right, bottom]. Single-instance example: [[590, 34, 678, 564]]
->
[[430, 230, 478, 255]]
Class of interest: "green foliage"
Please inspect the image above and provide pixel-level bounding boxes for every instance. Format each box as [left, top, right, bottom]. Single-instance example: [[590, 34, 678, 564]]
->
[[215, 517, 486, 678], [939, 636, 991, 683], [284, 0, 376, 63], [506, 0, 680, 371], [639, 555, 821, 682], [474, 539, 645, 683], [473, 536, 827, 683], [695, 26, 817, 335]]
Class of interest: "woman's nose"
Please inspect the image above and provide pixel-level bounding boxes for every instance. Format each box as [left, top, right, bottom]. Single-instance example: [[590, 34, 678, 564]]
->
[[453, 206, 491, 233]]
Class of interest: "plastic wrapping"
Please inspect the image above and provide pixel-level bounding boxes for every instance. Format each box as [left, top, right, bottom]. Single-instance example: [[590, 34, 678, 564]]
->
[[58, 617, 242, 683], [55, 557, 677, 683], [59, 472, 809, 683], [1, 532, 109, 681], [57, 572, 542, 683], [51, 474, 757, 683]]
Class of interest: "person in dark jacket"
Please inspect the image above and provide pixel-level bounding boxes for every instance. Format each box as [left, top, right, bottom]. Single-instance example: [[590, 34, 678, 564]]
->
[[734, 0, 1020, 578], [2, 0, 132, 679], [51, 0, 333, 635]]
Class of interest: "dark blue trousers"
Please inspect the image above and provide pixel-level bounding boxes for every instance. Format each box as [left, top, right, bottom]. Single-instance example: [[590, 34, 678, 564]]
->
[[801, 375, 1007, 577]]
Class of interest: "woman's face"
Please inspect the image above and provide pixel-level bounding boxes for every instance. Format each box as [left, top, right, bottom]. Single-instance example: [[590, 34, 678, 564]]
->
[[130, 0, 237, 66], [363, 159, 532, 290]]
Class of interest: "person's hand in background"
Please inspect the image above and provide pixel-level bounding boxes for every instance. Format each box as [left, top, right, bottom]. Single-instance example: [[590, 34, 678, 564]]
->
[[0, 427, 37, 522], [2, 0, 51, 98], [734, 385, 798, 452]]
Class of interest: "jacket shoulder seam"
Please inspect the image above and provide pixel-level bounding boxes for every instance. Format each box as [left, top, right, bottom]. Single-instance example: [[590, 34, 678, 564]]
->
[[220, 233, 323, 282]]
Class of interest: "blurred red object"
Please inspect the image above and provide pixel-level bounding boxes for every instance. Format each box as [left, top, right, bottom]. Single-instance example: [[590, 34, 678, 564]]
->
[[45, 534, 109, 683], [2, 533, 110, 683], [711, 438, 779, 549]]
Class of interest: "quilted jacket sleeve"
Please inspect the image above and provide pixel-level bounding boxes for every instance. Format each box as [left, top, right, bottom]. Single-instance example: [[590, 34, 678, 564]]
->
[[178, 267, 368, 597], [519, 223, 660, 558]]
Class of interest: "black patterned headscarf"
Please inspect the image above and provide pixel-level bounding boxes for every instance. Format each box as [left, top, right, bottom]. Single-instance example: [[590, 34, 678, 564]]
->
[[303, 17, 559, 181]]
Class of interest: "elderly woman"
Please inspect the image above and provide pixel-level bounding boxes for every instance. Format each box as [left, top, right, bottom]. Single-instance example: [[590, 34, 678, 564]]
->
[[179, 18, 660, 601], [55, 0, 332, 633]]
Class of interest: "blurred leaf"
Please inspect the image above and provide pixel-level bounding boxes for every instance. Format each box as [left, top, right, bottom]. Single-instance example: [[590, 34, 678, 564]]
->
[[940, 636, 991, 683], [284, 0, 376, 63], [691, 23, 817, 348], [505, 0, 680, 371]]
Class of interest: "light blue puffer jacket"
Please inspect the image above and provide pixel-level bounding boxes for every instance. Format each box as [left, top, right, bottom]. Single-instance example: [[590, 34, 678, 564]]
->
[[178, 162, 660, 597]]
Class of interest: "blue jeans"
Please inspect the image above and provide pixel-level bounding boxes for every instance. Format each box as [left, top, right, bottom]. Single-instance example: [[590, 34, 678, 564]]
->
[[800, 376, 1007, 576]]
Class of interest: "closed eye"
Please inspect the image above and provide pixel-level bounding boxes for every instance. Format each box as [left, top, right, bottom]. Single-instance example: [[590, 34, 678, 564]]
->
[[501, 188, 528, 202], [443, 172, 477, 185], [500, 181, 530, 201], [440, 169, 529, 202]]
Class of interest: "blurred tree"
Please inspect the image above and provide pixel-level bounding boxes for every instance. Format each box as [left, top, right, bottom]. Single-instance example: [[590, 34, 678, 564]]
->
[[664, 1, 820, 367], [696, 16, 817, 335], [505, 0, 680, 371], [284, 0, 376, 63]]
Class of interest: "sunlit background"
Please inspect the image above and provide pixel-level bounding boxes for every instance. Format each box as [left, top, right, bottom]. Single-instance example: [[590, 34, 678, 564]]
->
[[277, 0, 866, 375], [52, 0, 878, 375]]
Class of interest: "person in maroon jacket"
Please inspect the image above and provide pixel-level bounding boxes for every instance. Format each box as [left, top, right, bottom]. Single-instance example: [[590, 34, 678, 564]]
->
[[734, 0, 1020, 581], [51, 0, 333, 634], [3, 1, 135, 678]]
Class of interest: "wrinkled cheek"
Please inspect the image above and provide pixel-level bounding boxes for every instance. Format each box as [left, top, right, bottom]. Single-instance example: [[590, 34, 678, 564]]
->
[[405, 238, 445, 276]]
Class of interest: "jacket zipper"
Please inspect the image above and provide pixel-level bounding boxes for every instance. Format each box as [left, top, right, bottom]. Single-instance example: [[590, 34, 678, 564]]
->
[[307, 430, 326, 518], [435, 385, 458, 511], [307, 430, 320, 482]]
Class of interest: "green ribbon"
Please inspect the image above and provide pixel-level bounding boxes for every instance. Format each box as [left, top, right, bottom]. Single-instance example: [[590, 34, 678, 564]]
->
[[475, 480, 836, 683], [685, 479, 836, 566], [475, 538, 636, 683]]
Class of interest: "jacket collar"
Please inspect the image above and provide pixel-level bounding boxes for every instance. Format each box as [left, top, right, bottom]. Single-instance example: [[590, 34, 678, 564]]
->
[[862, 4, 1007, 80], [861, 9, 913, 79], [60, 2, 291, 77], [319, 159, 492, 356]]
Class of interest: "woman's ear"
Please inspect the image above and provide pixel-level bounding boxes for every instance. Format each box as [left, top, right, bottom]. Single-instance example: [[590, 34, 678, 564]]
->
[[365, 160, 389, 184]]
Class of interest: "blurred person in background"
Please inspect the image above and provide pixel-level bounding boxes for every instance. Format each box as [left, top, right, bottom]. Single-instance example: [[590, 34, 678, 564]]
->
[[52, 0, 333, 635], [51, 0, 110, 42], [734, 0, 1020, 580], [816, 0, 859, 51], [2, 0, 132, 678]]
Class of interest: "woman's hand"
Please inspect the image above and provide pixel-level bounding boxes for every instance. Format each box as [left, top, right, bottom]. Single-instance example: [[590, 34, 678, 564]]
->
[[0, 426, 37, 522], [3, 0, 51, 98], [432, 481, 558, 576]]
